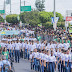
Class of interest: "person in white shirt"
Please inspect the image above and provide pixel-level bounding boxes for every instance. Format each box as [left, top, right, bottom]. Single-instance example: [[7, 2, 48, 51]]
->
[[8, 41, 12, 58], [63, 40, 70, 50], [40, 49, 46, 72], [22, 40, 26, 59], [31, 41, 36, 52], [54, 48, 58, 58], [45, 50, 50, 72], [32, 48, 38, 71], [5, 41, 8, 51], [61, 49, 65, 72], [18, 40, 23, 58], [57, 48, 61, 72], [68, 49, 71, 72], [35, 49, 43, 72], [24, 41, 29, 59], [34, 49, 40, 72], [48, 50, 56, 72], [12, 41, 16, 57], [64, 50, 71, 72], [27, 41, 30, 60], [11, 41, 14, 57], [15, 40, 20, 63], [29, 51, 33, 70]]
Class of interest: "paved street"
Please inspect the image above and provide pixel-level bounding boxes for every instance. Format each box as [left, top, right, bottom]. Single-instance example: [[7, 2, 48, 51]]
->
[[13, 58, 58, 72], [13, 59, 35, 72]]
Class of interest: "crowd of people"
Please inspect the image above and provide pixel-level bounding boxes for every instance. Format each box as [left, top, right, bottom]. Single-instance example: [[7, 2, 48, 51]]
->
[[0, 26, 71, 72]]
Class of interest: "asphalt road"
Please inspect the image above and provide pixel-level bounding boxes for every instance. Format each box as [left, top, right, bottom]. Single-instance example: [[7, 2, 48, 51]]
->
[[13, 58, 35, 72], [13, 58, 58, 72]]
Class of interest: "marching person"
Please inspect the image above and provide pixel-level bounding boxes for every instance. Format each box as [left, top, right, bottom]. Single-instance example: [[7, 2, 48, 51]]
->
[[45, 50, 50, 72], [28, 40, 32, 60], [64, 50, 71, 72], [68, 49, 71, 72], [8, 41, 12, 58], [18, 40, 23, 58], [40, 49, 46, 72], [29, 51, 33, 70], [11, 41, 16, 57], [61, 49, 65, 72], [24, 41, 29, 59], [23, 40, 26, 59], [57, 48, 61, 72], [15, 40, 20, 63], [48, 50, 56, 72]]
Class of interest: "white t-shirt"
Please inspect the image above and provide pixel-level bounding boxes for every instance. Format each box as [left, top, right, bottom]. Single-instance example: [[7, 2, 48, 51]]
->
[[63, 43, 70, 49], [25, 44, 29, 49], [30, 54, 33, 59], [15, 43, 20, 50], [22, 43, 26, 48], [54, 51, 58, 57], [28, 44, 32, 51], [68, 54, 71, 62], [12, 43, 15, 50], [45, 54, 50, 62], [64, 54, 69, 62], [5, 43, 8, 49], [31, 44, 35, 51], [61, 53, 65, 61], [57, 52, 61, 58], [41, 53, 46, 60], [8, 44, 12, 49], [18, 42, 22, 49], [48, 55, 56, 62]]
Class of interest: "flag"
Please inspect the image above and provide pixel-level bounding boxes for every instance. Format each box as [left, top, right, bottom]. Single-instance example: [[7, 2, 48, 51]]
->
[[51, 17, 54, 24], [51, 17, 59, 24], [17, 15, 20, 20]]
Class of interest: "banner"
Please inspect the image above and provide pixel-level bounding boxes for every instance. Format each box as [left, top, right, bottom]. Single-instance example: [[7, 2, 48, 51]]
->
[[51, 17, 59, 24], [66, 17, 72, 21], [0, 30, 19, 35], [65, 21, 68, 27]]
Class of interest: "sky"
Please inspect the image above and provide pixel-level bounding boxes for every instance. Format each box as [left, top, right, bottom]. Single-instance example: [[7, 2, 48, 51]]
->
[[0, 0, 72, 16]]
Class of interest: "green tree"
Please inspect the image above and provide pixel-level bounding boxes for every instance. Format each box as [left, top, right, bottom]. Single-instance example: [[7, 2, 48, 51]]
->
[[20, 10, 41, 26], [56, 12, 64, 22], [35, 0, 45, 11], [0, 16, 4, 23], [39, 11, 53, 23], [6, 14, 19, 24]]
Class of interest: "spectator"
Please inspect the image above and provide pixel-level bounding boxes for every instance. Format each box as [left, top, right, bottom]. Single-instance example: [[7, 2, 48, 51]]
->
[[2, 47, 9, 60]]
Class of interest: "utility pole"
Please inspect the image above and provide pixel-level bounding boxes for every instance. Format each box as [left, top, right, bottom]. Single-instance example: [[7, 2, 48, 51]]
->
[[24, 0, 25, 6], [20, 0, 21, 28], [4, 0, 6, 24], [53, 0, 56, 31], [10, 0, 11, 14], [20, 0, 21, 14]]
